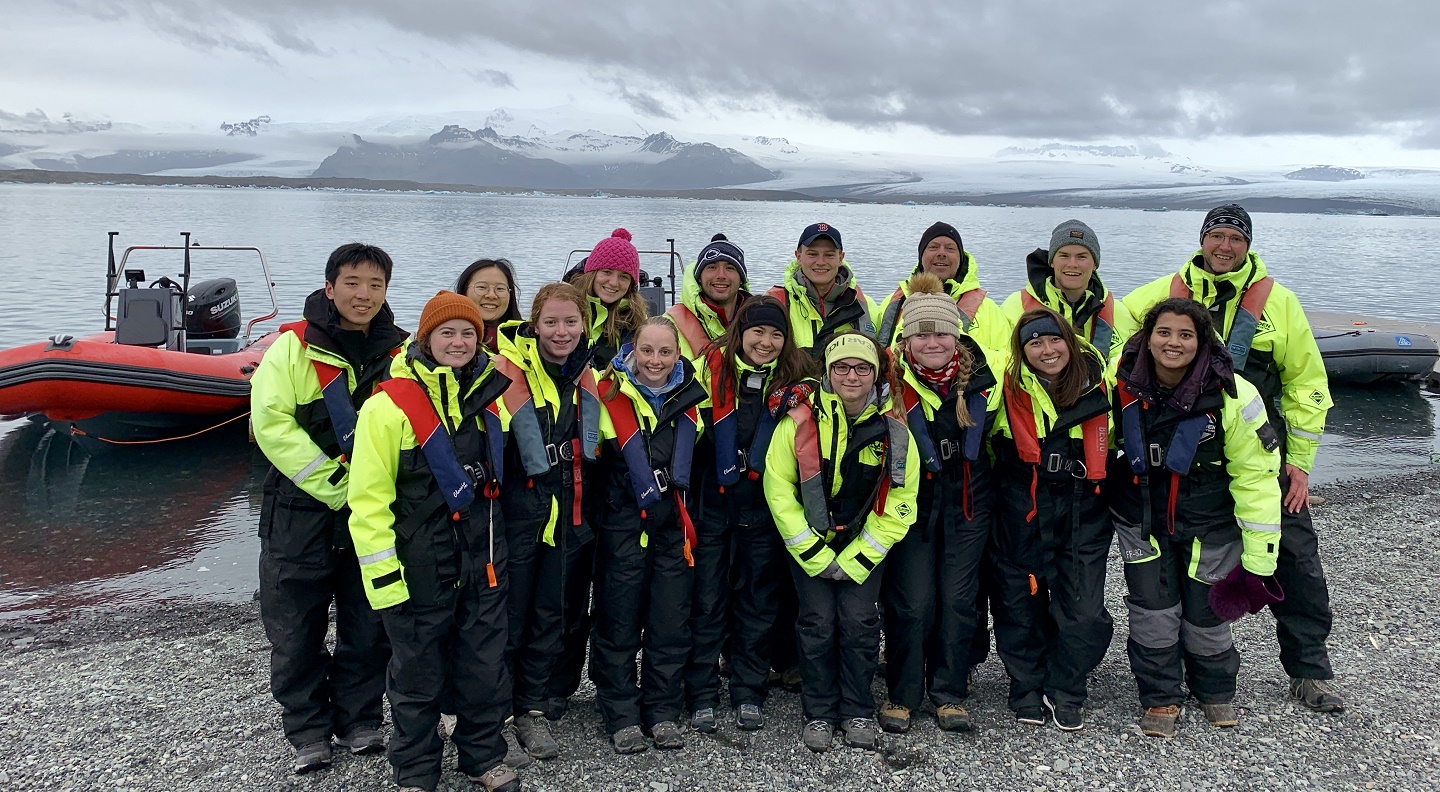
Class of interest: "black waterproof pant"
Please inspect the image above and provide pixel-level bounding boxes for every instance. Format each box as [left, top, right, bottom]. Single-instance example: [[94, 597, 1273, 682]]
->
[[507, 520, 594, 718], [1271, 470, 1335, 680], [550, 539, 594, 712], [791, 561, 884, 724], [882, 508, 992, 709], [991, 514, 1114, 711], [720, 519, 789, 708], [1123, 532, 1240, 708], [591, 521, 694, 733], [258, 502, 388, 750], [380, 576, 510, 792], [682, 511, 733, 712]]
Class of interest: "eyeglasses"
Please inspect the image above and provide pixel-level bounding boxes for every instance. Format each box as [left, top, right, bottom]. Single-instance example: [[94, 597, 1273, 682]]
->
[[468, 284, 510, 296], [828, 362, 874, 377]]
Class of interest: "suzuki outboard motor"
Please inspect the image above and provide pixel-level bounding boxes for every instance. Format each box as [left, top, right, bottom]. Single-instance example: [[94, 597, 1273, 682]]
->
[[185, 278, 241, 340]]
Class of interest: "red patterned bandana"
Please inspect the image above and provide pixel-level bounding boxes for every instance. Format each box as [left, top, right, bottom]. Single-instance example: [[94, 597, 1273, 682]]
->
[[910, 348, 962, 397]]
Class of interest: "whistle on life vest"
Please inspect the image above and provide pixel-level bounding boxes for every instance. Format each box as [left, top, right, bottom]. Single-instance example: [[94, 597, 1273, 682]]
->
[[1028, 574, 1039, 596], [486, 562, 498, 588]]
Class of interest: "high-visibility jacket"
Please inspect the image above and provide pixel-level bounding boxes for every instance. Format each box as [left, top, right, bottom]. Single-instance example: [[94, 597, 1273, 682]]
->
[[1122, 251, 1331, 473], [872, 252, 1010, 354], [347, 344, 511, 610], [766, 259, 876, 355], [250, 290, 406, 511], [763, 387, 920, 584], [665, 259, 751, 361]]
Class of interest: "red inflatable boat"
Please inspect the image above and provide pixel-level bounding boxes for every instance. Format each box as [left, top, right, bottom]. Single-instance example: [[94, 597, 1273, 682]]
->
[[0, 233, 280, 444]]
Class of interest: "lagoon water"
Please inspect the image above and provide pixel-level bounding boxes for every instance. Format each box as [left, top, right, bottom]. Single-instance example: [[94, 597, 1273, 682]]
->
[[0, 183, 1437, 618]]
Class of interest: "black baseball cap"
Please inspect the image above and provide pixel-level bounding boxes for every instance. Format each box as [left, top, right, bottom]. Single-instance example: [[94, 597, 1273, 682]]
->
[[797, 222, 842, 250]]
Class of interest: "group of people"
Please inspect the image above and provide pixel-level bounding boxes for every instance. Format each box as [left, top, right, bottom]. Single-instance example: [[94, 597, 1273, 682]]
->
[[251, 205, 1342, 792]]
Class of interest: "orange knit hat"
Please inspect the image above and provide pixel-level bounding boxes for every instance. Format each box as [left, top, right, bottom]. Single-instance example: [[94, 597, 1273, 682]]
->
[[417, 290, 484, 341]]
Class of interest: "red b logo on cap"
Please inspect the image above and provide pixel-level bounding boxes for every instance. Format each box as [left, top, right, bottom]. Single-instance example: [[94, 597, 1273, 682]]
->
[[817, 223, 828, 231]]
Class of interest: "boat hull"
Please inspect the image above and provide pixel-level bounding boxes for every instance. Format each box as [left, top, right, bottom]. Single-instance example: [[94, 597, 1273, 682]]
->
[[1317, 330, 1440, 385]]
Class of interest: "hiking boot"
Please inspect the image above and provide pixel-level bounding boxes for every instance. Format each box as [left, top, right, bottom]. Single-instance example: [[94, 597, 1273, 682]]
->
[[292, 741, 332, 774], [690, 707, 717, 734], [1140, 705, 1181, 738], [1044, 695, 1084, 731], [735, 703, 764, 731], [781, 666, 804, 692], [935, 703, 973, 732], [514, 711, 559, 760], [1290, 678, 1345, 712], [336, 725, 385, 755], [877, 701, 911, 733], [1015, 705, 1048, 726], [801, 719, 834, 753], [649, 720, 685, 749], [1202, 702, 1239, 727], [841, 718, 884, 751], [502, 724, 533, 769], [467, 763, 520, 792], [611, 724, 649, 754]]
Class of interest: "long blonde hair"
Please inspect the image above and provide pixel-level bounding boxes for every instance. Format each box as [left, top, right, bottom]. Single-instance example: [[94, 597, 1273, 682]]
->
[[573, 270, 648, 347]]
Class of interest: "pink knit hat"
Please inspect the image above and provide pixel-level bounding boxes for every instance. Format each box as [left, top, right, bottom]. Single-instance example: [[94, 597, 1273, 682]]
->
[[584, 228, 641, 282]]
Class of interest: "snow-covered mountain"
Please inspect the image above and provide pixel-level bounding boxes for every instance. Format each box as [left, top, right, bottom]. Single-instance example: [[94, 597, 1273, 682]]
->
[[3, 106, 1440, 213]]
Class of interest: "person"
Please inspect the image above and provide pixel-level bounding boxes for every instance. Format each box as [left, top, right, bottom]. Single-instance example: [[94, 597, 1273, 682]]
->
[[456, 258, 523, 352], [573, 228, 648, 367], [1122, 204, 1342, 712], [989, 307, 1114, 731], [684, 296, 814, 733], [666, 233, 750, 360], [591, 317, 709, 753], [879, 273, 1001, 734], [251, 242, 404, 774], [347, 291, 518, 792], [1000, 220, 1137, 364], [763, 331, 919, 753], [873, 222, 1009, 353], [1110, 298, 1282, 738], [491, 283, 602, 763], [767, 223, 876, 356]]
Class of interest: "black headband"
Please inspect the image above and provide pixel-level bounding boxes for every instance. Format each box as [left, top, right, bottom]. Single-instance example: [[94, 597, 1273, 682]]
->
[[1018, 316, 1064, 342], [739, 300, 789, 337]]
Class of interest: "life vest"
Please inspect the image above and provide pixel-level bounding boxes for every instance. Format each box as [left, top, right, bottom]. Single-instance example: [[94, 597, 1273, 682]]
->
[[787, 399, 909, 544], [1003, 379, 1108, 525], [899, 381, 986, 472], [705, 348, 783, 487], [666, 304, 714, 357], [1116, 379, 1215, 539], [765, 283, 872, 350], [1170, 274, 1274, 373], [280, 320, 359, 458], [597, 378, 702, 565], [1020, 289, 1116, 359], [877, 285, 987, 347]]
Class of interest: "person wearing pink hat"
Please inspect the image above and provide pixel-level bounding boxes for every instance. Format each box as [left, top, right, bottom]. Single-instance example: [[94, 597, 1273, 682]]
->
[[574, 228, 649, 368]]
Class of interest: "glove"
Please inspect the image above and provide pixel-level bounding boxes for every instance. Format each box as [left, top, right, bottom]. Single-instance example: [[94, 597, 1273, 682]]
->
[[818, 560, 851, 582], [1208, 565, 1285, 622]]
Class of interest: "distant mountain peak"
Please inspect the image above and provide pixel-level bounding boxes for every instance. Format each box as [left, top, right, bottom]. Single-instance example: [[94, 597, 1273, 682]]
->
[[638, 132, 683, 155], [1285, 165, 1364, 182]]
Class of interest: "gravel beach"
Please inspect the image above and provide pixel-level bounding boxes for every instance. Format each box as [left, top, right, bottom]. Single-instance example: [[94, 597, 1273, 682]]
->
[[3, 470, 1438, 792]]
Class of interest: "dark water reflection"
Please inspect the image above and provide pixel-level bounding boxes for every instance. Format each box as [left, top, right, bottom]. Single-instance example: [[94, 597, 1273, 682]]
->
[[0, 387, 1435, 621]]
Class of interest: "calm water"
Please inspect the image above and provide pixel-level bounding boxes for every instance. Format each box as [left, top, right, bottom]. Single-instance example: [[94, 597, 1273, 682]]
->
[[1, 183, 1436, 618]]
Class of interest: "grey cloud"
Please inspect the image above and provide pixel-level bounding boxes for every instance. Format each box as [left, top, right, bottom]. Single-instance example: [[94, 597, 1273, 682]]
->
[[468, 69, 516, 88], [76, 0, 1440, 143], [604, 77, 678, 120]]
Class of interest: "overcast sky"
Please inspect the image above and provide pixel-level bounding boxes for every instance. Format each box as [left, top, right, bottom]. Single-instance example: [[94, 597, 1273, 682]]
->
[[4, 0, 1439, 166]]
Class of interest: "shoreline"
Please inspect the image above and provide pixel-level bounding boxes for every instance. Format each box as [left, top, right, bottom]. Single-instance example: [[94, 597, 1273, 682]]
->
[[2, 469, 1437, 790], [2, 168, 1436, 217]]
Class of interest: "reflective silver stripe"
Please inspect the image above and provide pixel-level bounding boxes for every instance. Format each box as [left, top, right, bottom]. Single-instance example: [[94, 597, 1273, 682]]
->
[[356, 547, 397, 565], [1238, 518, 1281, 533], [1181, 618, 1234, 656], [858, 529, 888, 558], [1240, 396, 1265, 423], [784, 528, 818, 548], [292, 452, 330, 485], [1290, 427, 1323, 442], [1126, 601, 1181, 649]]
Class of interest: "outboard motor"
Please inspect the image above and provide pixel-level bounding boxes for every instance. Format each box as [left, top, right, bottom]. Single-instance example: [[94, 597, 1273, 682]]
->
[[185, 278, 241, 340]]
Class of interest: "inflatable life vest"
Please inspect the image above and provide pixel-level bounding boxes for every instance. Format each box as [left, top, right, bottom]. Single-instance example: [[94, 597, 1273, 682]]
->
[[1003, 380, 1108, 523], [1020, 289, 1116, 360], [378, 376, 503, 588], [877, 285, 987, 348], [1115, 379, 1213, 538], [597, 378, 702, 565], [786, 398, 909, 542], [279, 319, 401, 459], [705, 348, 786, 487], [1170, 274, 1274, 373], [666, 304, 714, 358], [765, 283, 872, 350]]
